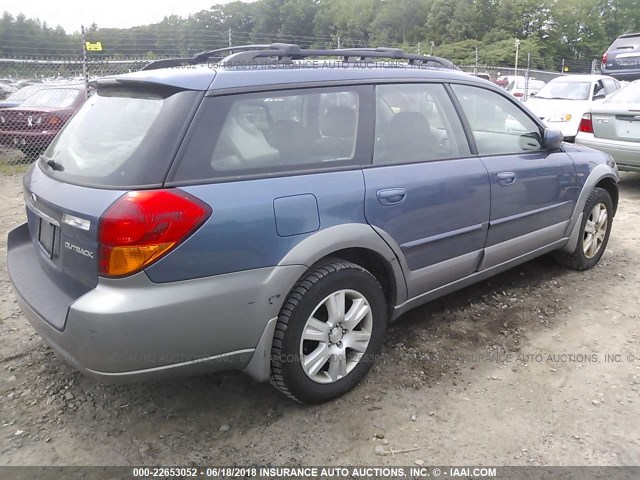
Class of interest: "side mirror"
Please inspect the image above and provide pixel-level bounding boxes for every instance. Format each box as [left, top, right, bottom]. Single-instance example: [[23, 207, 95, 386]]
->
[[530, 92, 537, 97], [544, 128, 564, 150], [593, 91, 606, 100]]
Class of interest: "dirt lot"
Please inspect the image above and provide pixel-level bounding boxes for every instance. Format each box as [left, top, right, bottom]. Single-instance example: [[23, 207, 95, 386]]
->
[[1, 172, 640, 467]]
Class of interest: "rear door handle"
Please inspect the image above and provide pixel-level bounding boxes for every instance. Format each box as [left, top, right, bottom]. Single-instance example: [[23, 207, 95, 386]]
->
[[377, 188, 407, 206], [497, 172, 517, 186]]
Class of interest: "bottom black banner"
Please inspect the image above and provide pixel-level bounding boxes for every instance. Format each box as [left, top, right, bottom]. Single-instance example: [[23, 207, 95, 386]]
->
[[0, 466, 638, 480]]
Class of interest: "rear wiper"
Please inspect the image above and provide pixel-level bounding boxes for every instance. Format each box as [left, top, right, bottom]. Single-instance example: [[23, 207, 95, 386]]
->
[[42, 157, 64, 171]]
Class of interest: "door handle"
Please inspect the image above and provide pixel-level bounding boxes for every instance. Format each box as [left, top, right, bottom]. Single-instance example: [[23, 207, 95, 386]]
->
[[377, 188, 407, 206], [497, 172, 517, 186]]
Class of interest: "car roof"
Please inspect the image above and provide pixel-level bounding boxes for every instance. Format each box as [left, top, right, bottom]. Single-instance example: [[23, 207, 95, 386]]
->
[[102, 62, 490, 93], [549, 75, 611, 82], [96, 44, 495, 93]]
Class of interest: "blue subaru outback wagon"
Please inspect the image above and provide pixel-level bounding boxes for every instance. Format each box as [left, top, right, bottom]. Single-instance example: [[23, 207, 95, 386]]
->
[[7, 45, 619, 403]]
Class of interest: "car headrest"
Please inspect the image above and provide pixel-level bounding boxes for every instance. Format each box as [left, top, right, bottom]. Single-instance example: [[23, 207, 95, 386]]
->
[[321, 107, 357, 139]]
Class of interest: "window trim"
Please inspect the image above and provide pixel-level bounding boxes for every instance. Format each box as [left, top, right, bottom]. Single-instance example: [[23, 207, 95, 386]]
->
[[166, 84, 375, 186]]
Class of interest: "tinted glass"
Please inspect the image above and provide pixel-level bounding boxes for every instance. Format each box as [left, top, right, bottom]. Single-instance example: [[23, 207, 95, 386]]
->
[[452, 84, 543, 155], [373, 83, 470, 164], [611, 36, 640, 50], [174, 87, 368, 181], [42, 87, 201, 187]]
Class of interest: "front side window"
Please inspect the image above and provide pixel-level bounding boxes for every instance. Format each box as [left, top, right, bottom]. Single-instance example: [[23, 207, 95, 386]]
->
[[451, 84, 543, 155], [373, 83, 470, 164], [174, 87, 365, 181]]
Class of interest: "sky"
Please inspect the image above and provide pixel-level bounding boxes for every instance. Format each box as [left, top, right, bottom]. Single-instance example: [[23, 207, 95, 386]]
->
[[2, 0, 243, 33]]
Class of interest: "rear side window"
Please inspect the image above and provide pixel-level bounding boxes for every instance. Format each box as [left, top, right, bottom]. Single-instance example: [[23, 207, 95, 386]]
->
[[173, 86, 371, 181], [42, 87, 201, 188], [452, 84, 543, 155]]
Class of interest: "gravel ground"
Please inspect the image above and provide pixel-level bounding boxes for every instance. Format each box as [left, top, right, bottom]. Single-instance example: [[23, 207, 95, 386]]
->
[[1, 172, 640, 467]]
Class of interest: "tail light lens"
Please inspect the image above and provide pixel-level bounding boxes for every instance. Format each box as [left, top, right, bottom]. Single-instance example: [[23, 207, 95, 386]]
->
[[98, 189, 211, 277], [513, 92, 524, 97], [602, 52, 608, 64], [47, 115, 62, 126], [579, 113, 593, 134]]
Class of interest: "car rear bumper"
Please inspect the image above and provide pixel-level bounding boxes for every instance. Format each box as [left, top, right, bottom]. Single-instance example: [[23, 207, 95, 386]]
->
[[575, 134, 640, 170], [7, 222, 306, 382], [0, 130, 57, 148]]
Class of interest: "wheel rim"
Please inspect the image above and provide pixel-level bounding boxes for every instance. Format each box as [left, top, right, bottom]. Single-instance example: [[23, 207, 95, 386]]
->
[[299, 289, 373, 384], [583, 202, 608, 259]]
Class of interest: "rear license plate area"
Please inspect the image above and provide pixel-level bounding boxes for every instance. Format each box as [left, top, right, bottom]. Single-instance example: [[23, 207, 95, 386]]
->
[[38, 218, 56, 258]]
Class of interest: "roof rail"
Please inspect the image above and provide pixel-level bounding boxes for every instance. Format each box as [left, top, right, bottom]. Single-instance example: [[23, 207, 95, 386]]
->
[[142, 43, 456, 71]]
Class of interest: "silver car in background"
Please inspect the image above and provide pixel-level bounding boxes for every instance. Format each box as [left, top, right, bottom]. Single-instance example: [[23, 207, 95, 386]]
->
[[576, 80, 640, 171]]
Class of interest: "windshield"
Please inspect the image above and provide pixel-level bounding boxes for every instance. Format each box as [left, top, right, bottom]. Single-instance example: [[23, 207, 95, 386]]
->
[[605, 81, 640, 103], [21, 88, 81, 108], [535, 81, 591, 100]]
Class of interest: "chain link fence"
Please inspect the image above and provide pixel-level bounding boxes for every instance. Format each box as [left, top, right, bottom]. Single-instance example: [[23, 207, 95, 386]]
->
[[0, 28, 603, 168]]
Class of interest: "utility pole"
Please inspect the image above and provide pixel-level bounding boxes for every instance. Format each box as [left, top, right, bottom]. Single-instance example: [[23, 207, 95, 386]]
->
[[474, 47, 479, 75], [418, 42, 421, 55], [514, 38, 521, 77], [430, 41, 435, 56], [228, 28, 232, 48]]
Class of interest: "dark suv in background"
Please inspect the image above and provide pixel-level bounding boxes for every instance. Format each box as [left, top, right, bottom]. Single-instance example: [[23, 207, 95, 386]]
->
[[601, 32, 640, 81]]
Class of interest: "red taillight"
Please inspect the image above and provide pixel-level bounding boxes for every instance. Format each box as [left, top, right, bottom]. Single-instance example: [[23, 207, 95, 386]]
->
[[47, 115, 62, 126], [579, 113, 593, 134], [513, 92, 524, 97], [98, 189, 211, 277], [602, 52, 608, 64]]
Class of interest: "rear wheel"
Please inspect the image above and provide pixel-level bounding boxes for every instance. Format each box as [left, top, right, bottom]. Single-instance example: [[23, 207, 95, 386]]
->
[[554, 187, 613, 270], [270, 260, 387, 403]]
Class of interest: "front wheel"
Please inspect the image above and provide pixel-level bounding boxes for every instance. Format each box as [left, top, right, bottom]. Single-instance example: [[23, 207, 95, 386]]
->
[[554, 187, 613, 270], [270, 260, 387, 403]]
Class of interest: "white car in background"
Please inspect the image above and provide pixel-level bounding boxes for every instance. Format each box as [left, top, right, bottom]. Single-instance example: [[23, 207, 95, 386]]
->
[[525, 74, 623, 141], [506, 77, 546, 100], [576, 80, 640, 172]]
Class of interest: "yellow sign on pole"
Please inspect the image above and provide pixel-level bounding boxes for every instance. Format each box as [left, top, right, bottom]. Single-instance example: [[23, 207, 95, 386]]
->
[[85, 41, 103, 52]]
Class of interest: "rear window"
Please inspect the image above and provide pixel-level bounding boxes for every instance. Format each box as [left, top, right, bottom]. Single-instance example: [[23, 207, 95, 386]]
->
[[41, 87, 202, 188], [611, 35, 640, 50], [7, 84, 45, 102], [22, 88, 81, 108]]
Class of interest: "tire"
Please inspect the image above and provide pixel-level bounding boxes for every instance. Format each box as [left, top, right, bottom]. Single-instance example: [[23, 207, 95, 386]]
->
[[270, 259, 387, 404], [554, 187, 613, 271]]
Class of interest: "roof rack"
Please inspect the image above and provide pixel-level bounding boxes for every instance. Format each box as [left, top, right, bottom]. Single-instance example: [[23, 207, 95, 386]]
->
[[142, 43, 456, 71]]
